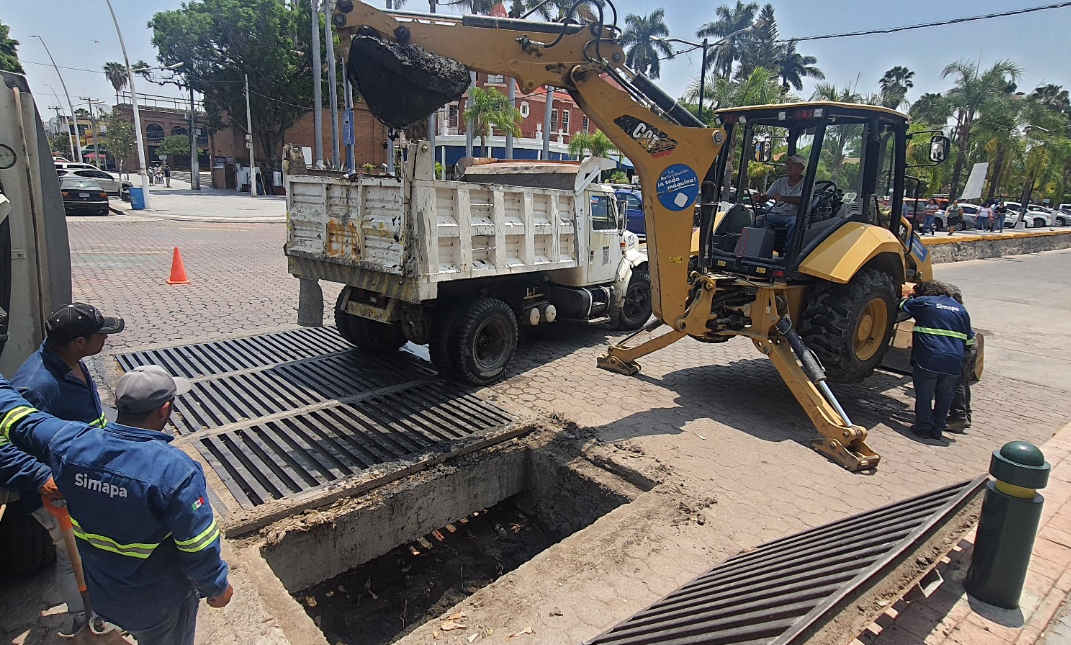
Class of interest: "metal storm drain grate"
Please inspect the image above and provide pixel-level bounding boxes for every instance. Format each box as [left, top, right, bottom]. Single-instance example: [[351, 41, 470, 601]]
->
[[586, 477, 986, 645], [115, 327, 514, 511]]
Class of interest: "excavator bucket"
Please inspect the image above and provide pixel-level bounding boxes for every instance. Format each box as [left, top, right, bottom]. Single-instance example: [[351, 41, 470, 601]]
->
[[346, 29, 471, 130]]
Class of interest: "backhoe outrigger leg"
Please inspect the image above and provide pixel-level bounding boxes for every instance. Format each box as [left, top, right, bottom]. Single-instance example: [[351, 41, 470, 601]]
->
[[597, 319, 687, 375], [757, 318, 880, 471]]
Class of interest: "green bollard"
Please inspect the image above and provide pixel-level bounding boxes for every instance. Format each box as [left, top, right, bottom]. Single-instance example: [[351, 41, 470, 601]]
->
[[964, 441, 1051, 609]]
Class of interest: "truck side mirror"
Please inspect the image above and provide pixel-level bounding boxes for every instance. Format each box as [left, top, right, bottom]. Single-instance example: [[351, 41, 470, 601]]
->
[[929, 135, 951, 164], [618, 198, 629, 231]]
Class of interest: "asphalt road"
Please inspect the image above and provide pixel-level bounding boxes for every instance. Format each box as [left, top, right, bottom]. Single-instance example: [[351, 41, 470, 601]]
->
[[934, 249, 1071, 393]]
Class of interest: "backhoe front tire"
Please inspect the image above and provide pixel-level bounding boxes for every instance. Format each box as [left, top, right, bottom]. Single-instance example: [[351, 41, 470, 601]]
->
[[449, 297, 518, 386], [799, 268, 897, 384]]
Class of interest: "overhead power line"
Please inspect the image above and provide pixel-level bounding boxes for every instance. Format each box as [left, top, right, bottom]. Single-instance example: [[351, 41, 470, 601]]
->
[[778, 2, 1071, 43]]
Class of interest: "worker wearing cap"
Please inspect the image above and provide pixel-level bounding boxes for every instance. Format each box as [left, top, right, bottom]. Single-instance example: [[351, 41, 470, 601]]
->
[[0, 365, 233, 645], [0, 303, 124, 636]]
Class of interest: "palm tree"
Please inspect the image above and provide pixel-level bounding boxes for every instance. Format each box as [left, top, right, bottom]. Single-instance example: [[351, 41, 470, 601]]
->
[[103, 61, 128, 106], [878, 66, 914, 109], [689, 65, 784, 109], [463, 86, 521, 157], [569, 130, 616, 159], [942, 59, 1022, 199], [736, 4, 778, 79], [973, 92, 1022, 201], [696, 1, 759, 78], [811, 83, 863, 181], [446, 0, 499, 12], [620, 10, 674, 78], [909, 92, 952, 126], [774, 40, 823, 92]]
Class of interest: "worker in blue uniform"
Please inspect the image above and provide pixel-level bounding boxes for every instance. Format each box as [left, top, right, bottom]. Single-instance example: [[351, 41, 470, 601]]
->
[[899, 281, 974, 441], [1, 303, 124, 636], [0, 364, 233, 645]]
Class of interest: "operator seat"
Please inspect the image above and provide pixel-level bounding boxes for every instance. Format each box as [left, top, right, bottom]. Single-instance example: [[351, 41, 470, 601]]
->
[[711, 202, 754, 252]]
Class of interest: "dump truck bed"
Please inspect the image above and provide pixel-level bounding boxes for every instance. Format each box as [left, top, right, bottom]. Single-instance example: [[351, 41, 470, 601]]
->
[[285, 172, 587, 303]]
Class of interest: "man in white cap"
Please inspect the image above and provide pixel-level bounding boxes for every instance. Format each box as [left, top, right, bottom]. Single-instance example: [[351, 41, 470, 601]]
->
[[0, 365, 233, 645], [755, 154, 807, 232]]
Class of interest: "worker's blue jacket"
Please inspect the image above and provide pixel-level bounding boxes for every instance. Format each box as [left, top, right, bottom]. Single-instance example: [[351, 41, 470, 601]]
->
[[0, 343, 106, 512], [899, 295, 974, 375], [0, 375, 228, 632]]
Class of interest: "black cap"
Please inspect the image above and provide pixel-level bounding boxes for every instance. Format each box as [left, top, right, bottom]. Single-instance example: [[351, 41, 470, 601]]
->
[[45, 303, 125, 343]]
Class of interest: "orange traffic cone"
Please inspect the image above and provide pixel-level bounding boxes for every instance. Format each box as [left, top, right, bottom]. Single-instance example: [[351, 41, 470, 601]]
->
[[166, 247, 191, 285]]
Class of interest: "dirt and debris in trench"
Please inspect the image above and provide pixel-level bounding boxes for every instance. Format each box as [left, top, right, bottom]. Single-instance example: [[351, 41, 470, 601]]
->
[[296, 497, 555, 645]]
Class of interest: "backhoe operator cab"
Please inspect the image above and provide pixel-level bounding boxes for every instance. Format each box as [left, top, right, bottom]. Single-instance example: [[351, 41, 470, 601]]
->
[[701, 103, 932, 284]]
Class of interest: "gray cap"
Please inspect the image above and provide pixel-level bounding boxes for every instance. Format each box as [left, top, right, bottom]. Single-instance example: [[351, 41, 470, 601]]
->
[[115, 365, 192, 415]]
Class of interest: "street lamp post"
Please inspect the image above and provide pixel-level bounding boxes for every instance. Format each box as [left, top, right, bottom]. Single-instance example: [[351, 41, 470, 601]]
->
[[33, 36, 83, 163], [697, 38, 709, 121], [104, 0, 152, 209]]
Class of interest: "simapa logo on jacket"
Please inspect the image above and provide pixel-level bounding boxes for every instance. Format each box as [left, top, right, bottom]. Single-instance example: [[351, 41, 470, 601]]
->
[[75, 472, 128, 498]]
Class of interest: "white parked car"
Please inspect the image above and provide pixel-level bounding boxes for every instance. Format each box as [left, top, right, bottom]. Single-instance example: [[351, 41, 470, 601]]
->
[[55, 165, 131, 199], [1055, 207, 1071, 227]]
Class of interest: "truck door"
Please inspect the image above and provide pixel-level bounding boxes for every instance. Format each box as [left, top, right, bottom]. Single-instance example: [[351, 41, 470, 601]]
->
[[586, 193, 621, 285]]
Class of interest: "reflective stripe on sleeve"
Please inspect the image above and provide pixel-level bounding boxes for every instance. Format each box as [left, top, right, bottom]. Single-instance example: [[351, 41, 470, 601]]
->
[[174, 520, 220, 553], [70, 516, 168, 559], [89, 414, 107, 428], [0, 406, 35, 439], [913, 326, 969, 340]]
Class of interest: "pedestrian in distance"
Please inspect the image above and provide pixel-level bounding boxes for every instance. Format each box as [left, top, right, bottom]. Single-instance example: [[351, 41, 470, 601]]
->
[[0, 365, 233, 645], [899, 281, 974, 441], [947, 285, 980, 433], [164, 164, 172, 188], [993, 201, 1007, 233], [946, 199, 964, 235], [976, 201, 993, 231], [1, 303, 125, 637], [147, 166, 155, 185], [923, 198, 940, 235]]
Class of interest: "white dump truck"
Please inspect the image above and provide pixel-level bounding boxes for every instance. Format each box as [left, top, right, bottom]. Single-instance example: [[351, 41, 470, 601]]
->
[[285, 142, 651, 385]]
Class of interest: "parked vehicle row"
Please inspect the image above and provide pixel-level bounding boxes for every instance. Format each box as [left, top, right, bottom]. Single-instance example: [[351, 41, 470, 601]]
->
[[54, 162, 127, 216]]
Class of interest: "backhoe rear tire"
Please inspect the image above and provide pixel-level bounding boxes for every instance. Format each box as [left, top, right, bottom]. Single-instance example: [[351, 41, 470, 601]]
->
[[449, 297, 518, 386], [799, 268, 897, 384]]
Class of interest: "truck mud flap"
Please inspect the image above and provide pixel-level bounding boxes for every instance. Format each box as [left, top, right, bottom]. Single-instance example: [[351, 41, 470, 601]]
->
[[586, 476, 986, 645]]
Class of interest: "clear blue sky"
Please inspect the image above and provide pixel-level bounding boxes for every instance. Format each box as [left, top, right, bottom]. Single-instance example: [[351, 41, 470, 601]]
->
[[5, 0, 1069, 118]]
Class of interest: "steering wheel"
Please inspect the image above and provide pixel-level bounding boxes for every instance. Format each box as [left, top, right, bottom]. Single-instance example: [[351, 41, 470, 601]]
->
[[813, 180, 840, 198]]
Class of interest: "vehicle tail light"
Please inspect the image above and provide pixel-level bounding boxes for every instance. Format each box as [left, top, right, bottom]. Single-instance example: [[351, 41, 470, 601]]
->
[[98, 192, 108, 199], [61, 191, 71, 198]]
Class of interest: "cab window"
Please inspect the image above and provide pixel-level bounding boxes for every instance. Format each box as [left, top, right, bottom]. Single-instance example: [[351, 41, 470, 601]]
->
[[590, 195, 617, 230]]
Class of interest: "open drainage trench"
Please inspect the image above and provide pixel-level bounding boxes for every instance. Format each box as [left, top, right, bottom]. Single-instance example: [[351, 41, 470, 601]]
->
[[259, 432, 652, 645]]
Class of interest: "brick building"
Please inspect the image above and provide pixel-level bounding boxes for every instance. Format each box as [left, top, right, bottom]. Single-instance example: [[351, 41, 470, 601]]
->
[[112, 93, 209, 172]]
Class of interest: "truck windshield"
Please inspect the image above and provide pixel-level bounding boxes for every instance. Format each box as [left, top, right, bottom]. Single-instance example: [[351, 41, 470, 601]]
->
[[590, 195, 618, 230]]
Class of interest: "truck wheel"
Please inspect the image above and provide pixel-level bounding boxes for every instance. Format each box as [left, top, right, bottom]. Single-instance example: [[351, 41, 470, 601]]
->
[[350, 317, 407, 354], [450, 297, 518, 386], [799, 268, 897, 384], [0, 499, 56, 575], [615, 268, 652, 330], [429, 305, 461, 378], [334, 288, 362, 346]]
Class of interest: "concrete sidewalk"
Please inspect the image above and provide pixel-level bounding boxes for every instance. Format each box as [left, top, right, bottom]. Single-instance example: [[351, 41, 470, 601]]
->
[[112, 176, 285, 223], [857, 423, 1071, 645]]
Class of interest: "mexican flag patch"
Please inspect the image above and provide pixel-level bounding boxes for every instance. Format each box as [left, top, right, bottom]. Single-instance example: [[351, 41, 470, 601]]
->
[[192, 496, 204, 511]]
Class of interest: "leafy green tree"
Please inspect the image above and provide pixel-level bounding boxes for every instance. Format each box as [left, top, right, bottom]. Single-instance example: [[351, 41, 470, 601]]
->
[[736, 4, 779, 78], [909, 92, 951, 126], [811, 83, 864, 182], [150, 0, 318, 185], [157, 134, 190, 165], [50, 132, 71, 157], [697, 1, 759, 78], [105, 113, 137, 177], [569, 130, 617, 158], [690, 66, 786, 110], [463, 86, 521, 156], [620, 10, 674, 78], [941, 58, 1022, 199], [0, 20, 23, 74], [878, 66, 914, 109], [774, 40, 823, 92]]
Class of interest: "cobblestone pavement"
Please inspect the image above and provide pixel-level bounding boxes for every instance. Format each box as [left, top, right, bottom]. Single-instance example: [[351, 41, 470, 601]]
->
[[5, 212, 1071, 645]]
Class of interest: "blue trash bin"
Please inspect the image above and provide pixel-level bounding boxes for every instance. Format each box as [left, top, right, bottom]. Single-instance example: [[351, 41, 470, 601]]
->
[[129, 187, 145, 210]]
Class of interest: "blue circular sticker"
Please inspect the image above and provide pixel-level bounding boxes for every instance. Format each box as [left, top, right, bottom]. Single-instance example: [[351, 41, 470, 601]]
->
[[656, 164, 700, 212]]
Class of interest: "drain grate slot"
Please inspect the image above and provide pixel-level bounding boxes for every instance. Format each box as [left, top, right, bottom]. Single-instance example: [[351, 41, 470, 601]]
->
[[115, 328, 514, 511], [586, 478, 986, 645]]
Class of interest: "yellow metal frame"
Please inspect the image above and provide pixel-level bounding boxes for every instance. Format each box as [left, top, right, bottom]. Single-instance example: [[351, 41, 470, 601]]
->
[[335, 2, 894, 470], [797, 222, 905, 285]]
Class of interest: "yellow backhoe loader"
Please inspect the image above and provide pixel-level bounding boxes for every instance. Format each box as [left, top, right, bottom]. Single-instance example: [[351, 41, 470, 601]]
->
[[331, 0, 951, 471]]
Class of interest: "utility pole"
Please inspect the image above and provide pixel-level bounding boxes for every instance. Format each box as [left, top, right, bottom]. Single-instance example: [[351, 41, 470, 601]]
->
[[49, 104, 76, 161], [542, 87, 555, 160], [245, 74, 257, 199], [343, 64, 355, 172], [324, 0, 340, 169], [34, 36, 83, 163], [103, 1, 151, 209], [80, 98, 106, 168], [189, 85, 200, 190], [505, 78, 515, 160], [697, 38, 709, 122], [311, 0, 324, 169]]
